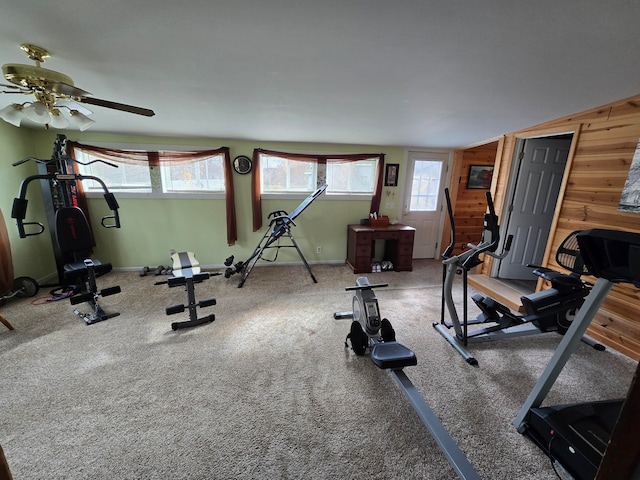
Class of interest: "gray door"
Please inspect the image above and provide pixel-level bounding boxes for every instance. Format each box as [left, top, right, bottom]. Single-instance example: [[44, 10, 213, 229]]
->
[[498, 138, 571, 280]]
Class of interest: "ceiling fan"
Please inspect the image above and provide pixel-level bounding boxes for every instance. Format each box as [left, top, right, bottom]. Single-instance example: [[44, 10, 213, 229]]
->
[[0, 43, 155, 130]]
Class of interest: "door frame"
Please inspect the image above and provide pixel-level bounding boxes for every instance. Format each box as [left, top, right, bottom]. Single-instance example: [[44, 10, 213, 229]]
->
[[489, 126, 581, 282], [401, 148, 453, 259]]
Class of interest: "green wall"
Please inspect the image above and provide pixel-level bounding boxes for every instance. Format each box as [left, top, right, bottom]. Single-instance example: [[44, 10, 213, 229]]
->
[[0, 124, 56, 280], [1, 126, 409, 279]]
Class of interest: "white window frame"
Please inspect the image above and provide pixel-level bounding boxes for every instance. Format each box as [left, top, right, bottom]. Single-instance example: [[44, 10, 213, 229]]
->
[[73, 143, 226, 200], [258, 151, 379, 200]]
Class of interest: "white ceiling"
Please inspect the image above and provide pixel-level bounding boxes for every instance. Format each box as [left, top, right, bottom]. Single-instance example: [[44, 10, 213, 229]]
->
[[1, 0, 638, 149]]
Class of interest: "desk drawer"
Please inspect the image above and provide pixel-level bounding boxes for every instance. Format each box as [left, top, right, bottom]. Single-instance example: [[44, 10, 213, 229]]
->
[[395, 255, 413, 271], [399, 231, 414, 242], [375, 231, 400, 240], [397, 243, 413, 255], [353, 245, 371, 257], [355, 232, 372, 244]]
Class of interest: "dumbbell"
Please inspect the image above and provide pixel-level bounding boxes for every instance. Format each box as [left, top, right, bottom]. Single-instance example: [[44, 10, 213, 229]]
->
[[140, 265, 172, 276]]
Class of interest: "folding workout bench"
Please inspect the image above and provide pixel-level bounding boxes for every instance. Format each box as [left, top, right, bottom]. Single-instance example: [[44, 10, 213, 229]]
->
[[158, 251, 217, 331]]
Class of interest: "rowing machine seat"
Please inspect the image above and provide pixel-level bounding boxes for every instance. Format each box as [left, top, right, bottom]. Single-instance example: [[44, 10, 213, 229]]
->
[[370, 342, 417, 370]]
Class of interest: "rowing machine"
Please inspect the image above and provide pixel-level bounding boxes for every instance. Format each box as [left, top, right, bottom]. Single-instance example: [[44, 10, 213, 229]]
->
[[337, 277, 480, 480]]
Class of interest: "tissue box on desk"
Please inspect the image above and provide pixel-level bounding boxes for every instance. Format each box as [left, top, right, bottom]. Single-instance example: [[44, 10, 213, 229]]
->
[[369, 216, 389, 228]]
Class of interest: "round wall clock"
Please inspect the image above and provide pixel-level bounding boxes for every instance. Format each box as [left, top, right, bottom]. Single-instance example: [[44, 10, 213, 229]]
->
[[233, 155, 252, 174]]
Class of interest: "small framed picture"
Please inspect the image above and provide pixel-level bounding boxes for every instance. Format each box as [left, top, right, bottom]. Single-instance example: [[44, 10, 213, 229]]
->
[[467, 165, 494, 189], [385, 163, 399, 187]]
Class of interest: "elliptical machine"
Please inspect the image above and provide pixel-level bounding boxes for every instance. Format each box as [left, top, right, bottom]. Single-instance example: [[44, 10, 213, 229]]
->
[[433, 188, 602, 365]]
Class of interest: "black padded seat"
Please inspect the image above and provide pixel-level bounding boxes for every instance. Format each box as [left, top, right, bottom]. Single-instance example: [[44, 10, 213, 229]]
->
[[54, 207, 113, 278], [370, 342, 417, 370], [63, 260, 112, 280]]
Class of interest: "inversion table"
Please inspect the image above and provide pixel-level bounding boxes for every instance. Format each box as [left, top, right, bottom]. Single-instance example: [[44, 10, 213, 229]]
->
[[225, 184, 327, 288]]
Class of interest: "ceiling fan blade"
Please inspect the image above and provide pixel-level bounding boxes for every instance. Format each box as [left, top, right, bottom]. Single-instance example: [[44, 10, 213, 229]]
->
[[50, 81, 92, 98], [0, 82, 24, 89], [54, 98, 93, 116], [78, 97, 155, 117], [0, 83, 31, 94]]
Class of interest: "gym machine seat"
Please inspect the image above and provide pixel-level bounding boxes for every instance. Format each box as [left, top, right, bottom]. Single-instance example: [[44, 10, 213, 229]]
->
[[55, 207, 121, 325], [370, 342, 417, 370]]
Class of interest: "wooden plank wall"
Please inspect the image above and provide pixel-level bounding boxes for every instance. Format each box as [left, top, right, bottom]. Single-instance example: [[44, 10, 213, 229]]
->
[[446, 141, 499, 255], [461, 94, 640, 360]]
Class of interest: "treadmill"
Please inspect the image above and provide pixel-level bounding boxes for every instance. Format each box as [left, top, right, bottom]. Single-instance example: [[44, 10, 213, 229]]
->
[[513, 229, 640, 480]]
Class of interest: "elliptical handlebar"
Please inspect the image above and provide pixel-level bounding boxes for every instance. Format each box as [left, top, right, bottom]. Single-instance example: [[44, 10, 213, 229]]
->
[[442, 188, 456, 260], [441, 189, 511, 271]]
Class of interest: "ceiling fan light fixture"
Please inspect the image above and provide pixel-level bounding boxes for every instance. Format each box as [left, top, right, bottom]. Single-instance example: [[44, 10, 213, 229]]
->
[[48, 108, 69, 129], [69, 110, 95, 131], [23, 101, 51, 124], [2, 43, 154, 129], [0, 103, 25, 127]]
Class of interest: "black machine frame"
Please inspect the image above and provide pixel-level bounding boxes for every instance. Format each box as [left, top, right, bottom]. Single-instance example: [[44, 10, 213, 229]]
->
[[11, 134, 122, 324], [11, 135, 121, 285]]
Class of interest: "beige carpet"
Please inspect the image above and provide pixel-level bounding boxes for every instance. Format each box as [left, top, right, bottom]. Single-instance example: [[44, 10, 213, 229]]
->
[[0, 260, 636, 479]]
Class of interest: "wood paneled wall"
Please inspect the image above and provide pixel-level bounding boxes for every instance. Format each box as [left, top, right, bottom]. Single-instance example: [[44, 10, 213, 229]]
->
[[457, 94, 640, 360], [445, 141, 499, 255]]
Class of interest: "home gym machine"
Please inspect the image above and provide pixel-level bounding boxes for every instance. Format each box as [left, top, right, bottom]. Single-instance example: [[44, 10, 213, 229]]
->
[[433, 188, 602, 365], [513, 229, 640, 480], [224, 183, 327, 288], [155, 251, 218, 331], [337, 278, 481, 480], [11, 134, 122, 324]]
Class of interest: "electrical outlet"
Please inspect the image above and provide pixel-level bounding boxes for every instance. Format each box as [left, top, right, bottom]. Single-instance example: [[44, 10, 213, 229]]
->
[[316, 246, 322, 254], [386, 202, 394, 209]]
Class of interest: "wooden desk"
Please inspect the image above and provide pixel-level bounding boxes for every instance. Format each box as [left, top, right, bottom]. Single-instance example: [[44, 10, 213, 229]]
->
[[346, 224, 415, 273]]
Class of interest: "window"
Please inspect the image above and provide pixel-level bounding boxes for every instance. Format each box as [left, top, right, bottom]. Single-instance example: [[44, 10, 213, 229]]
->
[[260, 155, 317, 193], [258, 152, 378, 195], [252, 148, 384, 231], [326, 159, 377, 194], [409, 160, 442, 211], [74, 148, 152, 193], [73, 147, 226, 196], [160, 155, 225, 193]]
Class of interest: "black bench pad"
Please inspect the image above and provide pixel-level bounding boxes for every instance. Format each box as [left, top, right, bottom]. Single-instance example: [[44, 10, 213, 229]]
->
[[370, 341, 417, 370]]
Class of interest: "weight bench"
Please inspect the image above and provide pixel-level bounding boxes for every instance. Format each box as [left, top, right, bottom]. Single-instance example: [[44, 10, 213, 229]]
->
[[55, 207, 121, 325], [158, 251, 217, 331]]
